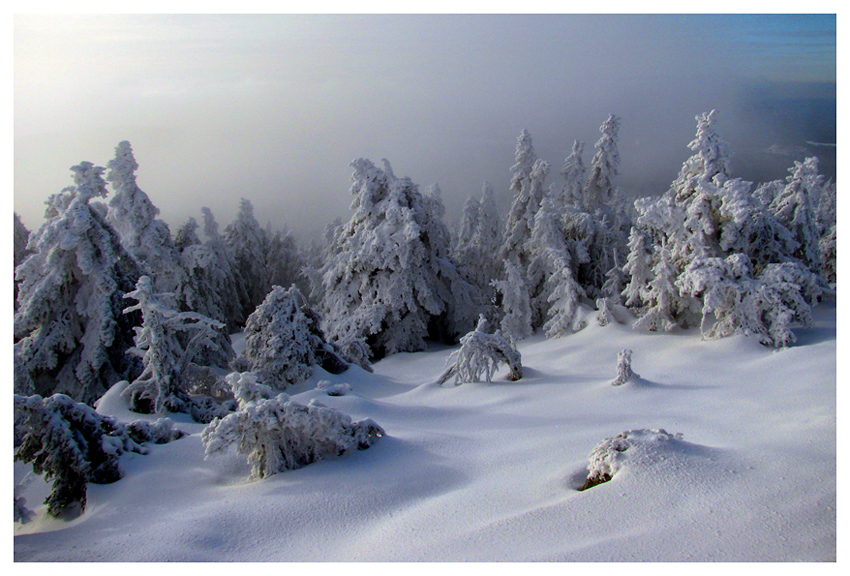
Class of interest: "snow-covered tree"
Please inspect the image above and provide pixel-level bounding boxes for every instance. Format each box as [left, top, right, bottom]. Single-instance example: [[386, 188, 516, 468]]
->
[[493, 259, 533, 341], [14, 212, 32, 269], [584, 114, 621, 212], [501, 155, 549, 268], [105, 141, 187, 298], [242, 284, 347, 390], [121, 275, 231, 419], [178, 207, 246, 331], [14, 213, 33, 308], [676, 254, 821, 348], [769, 157, 824, 273], [263, 225, 307, 297], [202, 372, 384, 480], [624, 110, 823, 347], [559, 140, 587, 210], [622, 227, 653, 308], [452, 182, 503, 323], [509, 128, 537, 195], [530, 194, 587, 337], [320, 158, 478, 359], [225, 198, 269, 318], [14, 392, 183, 517], [437, 315, 522, 385], [817, 179, 836, 283], [14, 163, 141, 404]]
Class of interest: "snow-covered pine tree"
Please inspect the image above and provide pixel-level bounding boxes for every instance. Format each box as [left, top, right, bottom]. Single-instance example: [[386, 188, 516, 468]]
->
[[263, 224, 308, 297], [571, 115, 631, 299], [320, 158, 478, 359], [121, 275, 231, 420], [174, 217, 202, 252], [105, 141, 188, 298], [242, 284, 347, 390], [559, 140, 587, 211], [493, 259, 533, 341], [14, 163, 141, 405], [622, 227, 653, 309], [584, 114, 621, 212], [225, 198, 269, 318], [530, 194, 587, 337], [501, 154, 549, 269], [177, 207, 246, 331], [817, 179, 836, 283], [769, 156, 824, 273], [452, 182, 503, 322], [14, 212, 32, 269], [624, 111, 823, 346], [610, 349, 638, 386], [14, 392, 183, 517], [14, 213, 34, 309], [676, 254, 821, 347], [202, 372, 384, 480], [453, 192, 481, 257], [510, 128, 537, 196]]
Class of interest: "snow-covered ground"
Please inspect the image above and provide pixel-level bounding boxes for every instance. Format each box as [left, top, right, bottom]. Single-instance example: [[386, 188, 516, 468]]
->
[[14, 294, 836, 562]]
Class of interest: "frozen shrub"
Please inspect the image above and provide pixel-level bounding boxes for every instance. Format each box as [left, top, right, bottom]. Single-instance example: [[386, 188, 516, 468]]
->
[[580, 428, 683, 491], [14, 393, 184, 517], [438, 315, 523, 385], [610, 349, 639, 386], [202, 372, 384, 480]]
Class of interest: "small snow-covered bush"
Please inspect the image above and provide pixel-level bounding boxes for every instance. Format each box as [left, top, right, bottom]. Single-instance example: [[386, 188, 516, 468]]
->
[[610, 349, 639, 386], [14, 393, 184, 517], [202, 372, 384, 479], [580, 428, 683, 491], [438, 315, 523, 385]]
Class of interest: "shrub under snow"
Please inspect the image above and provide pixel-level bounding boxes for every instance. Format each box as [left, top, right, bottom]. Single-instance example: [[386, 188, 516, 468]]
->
[[14, 393, 184, 517], [580, 428, 684, 491], [438, 316, 523, 385], [610, 349, 639, 386], [202, 372, 385, 480]]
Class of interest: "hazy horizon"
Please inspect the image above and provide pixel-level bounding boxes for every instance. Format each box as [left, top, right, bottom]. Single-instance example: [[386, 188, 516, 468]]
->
[[14, 13, 836, 239]]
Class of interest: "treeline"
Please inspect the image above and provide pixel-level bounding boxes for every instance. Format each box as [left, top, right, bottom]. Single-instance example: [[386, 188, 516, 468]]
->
[[13, 111, 836, 411]]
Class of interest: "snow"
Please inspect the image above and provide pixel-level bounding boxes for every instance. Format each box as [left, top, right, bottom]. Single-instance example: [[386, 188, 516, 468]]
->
[[14, 294, 836, 562]]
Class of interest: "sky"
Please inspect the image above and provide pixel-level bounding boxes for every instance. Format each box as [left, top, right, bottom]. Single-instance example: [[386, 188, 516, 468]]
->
[[13, 11, 838, 239]]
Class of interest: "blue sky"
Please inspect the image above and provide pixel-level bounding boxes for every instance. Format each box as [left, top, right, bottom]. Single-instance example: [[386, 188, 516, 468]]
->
[[13, 13, 837, 236]]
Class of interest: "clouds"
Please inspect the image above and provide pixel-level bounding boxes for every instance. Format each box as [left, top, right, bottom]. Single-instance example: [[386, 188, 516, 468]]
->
[[14, 14, 836, 237]]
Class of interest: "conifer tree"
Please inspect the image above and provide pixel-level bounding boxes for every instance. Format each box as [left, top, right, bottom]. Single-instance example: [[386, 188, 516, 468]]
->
[[320, 158, 478, 359], [14, 163, 141, 404], [105, 141, 187, 298]]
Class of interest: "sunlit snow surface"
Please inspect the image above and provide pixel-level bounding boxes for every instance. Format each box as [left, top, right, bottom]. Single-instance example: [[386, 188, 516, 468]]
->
[[14, 295, 836, 561]]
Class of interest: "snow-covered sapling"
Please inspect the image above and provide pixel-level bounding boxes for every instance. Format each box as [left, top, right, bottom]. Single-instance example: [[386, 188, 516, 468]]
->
[[202, 372, 385, 480], [438, 315, 523, 385], [610, 349, 639, 386], [122, 275, 231, 420], [14, 393, 184, 517]]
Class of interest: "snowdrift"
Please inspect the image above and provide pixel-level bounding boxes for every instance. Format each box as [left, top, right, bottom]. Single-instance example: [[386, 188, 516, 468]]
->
[[14, 295, 836, 561]]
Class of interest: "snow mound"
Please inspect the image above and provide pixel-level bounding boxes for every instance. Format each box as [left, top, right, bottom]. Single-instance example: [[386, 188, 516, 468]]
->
[[581, 428, 711, 490]]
